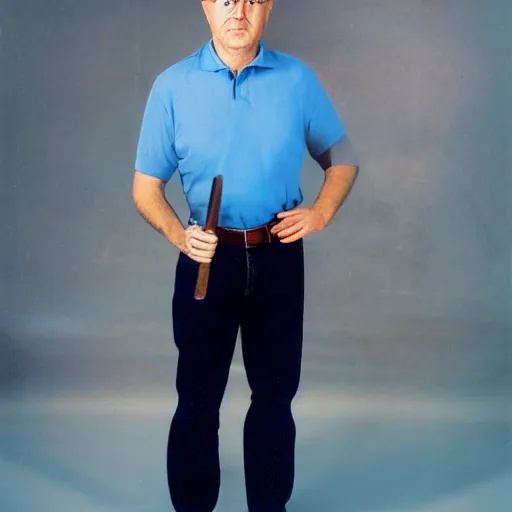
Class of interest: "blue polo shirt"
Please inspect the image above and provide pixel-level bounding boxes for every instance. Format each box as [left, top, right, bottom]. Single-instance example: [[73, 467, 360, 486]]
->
[[135, 38, 346, 229]]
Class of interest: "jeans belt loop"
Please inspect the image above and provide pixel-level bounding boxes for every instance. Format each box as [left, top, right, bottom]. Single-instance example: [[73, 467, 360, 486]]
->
[[265, 222, 271, 243]]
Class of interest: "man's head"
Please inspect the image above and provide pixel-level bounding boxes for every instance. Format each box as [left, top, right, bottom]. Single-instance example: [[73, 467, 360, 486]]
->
[[201, 0, 273, 53]]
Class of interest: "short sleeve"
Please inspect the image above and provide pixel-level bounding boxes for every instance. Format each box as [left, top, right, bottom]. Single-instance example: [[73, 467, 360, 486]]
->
[[304, 69, 346, 158], [134, 77, 178, 182], [330, 134, 360, 167]]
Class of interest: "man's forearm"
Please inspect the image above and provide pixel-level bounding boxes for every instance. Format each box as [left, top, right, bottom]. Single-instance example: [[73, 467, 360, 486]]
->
[[312, 164, 358, 228], [133, 189, 187, 252]]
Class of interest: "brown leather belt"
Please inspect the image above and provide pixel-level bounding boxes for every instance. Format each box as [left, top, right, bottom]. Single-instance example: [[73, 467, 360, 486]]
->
[[216, 219, 279, 247]]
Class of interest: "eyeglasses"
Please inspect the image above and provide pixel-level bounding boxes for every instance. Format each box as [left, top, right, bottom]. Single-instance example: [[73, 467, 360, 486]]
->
[[212, 0, 271, 13]]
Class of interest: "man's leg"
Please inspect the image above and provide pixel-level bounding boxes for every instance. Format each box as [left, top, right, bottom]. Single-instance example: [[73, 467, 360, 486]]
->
[[167, 245, 245, 512], [240, 238, 305, 512]]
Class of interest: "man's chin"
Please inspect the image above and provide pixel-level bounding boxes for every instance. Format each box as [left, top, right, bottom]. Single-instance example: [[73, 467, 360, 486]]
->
[[226, 42, 250, 51], [225, 31, 250, 42]]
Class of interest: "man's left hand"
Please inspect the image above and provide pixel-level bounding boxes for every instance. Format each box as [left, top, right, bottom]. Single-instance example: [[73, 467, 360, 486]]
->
[[270, 207, 326, 243]]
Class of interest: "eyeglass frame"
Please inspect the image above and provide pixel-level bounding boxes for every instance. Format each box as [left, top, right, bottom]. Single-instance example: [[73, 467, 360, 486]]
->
[[206, 0, 272, 6]]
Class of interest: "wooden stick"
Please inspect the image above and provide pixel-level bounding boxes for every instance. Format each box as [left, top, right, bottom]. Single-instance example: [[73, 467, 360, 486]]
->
[[194, 175, 223, 300]]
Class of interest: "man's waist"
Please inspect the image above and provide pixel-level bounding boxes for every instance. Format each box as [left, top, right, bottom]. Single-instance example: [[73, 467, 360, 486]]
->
[[188, 215, 280, 247], [187, 209, 280, 230], [188, 198, 301, 229], [215, 219, 280, 247]]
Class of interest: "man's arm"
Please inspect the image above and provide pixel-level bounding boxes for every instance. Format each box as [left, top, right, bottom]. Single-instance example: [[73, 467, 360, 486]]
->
[[271, 135, 359, 243], [311, 163, 357, 229], [132, 170, 187, 252], [310, 135, 359, 228]]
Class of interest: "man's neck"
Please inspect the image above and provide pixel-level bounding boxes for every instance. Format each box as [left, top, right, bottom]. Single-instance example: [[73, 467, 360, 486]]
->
[[212, 38, 260, 73]]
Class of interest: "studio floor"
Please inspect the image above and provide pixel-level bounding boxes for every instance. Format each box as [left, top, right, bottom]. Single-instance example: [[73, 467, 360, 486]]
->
[[1, 351, 511, 512]]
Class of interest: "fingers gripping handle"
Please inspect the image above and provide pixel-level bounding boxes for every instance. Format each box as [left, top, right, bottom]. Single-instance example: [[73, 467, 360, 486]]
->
[[194, 175, 223, 300]]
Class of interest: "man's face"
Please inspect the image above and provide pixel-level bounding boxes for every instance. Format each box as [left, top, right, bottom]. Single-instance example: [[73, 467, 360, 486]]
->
[[202, 0, 273, 51]]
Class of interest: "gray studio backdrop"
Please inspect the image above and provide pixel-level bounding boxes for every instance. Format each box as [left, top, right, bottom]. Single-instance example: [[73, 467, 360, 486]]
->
[[1, 1, 511, 512]]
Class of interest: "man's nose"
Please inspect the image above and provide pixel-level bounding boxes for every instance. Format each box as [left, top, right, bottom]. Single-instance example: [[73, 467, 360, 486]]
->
[[232, 0, 247, 18]]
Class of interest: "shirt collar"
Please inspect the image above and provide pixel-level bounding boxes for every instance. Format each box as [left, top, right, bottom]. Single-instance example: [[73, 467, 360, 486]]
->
[[199, 38, 275, 72]]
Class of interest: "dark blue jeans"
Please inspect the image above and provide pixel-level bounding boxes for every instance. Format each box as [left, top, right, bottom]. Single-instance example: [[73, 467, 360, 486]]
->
[[167, 234, 305, 512]]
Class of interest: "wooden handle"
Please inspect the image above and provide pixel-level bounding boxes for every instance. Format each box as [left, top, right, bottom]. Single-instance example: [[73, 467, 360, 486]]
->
[[194, 175, 223, 300], [194, 262, 211, 300]]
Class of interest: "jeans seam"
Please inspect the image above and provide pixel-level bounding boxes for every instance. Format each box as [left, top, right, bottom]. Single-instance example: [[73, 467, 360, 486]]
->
[[245, 245, 253, 295]]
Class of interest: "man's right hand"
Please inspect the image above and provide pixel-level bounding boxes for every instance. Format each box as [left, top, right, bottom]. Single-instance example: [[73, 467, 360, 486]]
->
[[182, 225, 218, 263]]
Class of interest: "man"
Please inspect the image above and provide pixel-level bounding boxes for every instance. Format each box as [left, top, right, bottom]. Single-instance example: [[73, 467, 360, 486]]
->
[[132, 1, 358, 511]]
